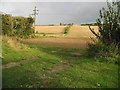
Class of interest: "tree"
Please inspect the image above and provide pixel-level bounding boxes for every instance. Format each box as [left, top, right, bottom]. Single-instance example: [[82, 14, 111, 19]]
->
[[60, 23, 62, 26], [89, 1, 120, 46]]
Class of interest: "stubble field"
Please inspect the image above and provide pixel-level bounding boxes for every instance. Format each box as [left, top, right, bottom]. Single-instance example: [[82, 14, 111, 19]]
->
[[23, 25, 98, 48]]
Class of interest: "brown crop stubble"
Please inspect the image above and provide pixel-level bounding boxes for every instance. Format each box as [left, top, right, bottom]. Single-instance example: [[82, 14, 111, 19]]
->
[[23, 25, 98, 48]]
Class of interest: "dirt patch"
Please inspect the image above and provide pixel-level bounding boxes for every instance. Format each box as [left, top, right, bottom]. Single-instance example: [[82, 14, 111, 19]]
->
[[2, 57, 38, 69], [48, 60, 70, 74], [41, 60, 74, 86]]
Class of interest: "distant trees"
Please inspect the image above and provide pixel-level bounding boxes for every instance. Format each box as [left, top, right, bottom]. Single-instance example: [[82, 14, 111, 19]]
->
[[89, 2, 120, 46], [2, 14, 34, 38], [81, 23, 97, 26], [60, 23, 74, 26], [60, 23, 62, 26]]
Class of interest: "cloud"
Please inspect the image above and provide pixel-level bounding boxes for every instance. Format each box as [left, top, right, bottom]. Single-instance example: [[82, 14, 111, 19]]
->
[[0, 0, 108, 2], [0, 2, 36, 16], [0, 2, 107, 25]]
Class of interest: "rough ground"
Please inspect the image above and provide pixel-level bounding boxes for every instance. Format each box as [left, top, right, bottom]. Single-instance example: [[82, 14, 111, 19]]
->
[[22, 37, 93, 48]]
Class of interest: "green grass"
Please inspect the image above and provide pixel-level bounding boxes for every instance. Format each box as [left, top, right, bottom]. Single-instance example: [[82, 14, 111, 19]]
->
[[2, 41, 119, 88], [48, 60, 118, 88], [2, 42, 40, 64]]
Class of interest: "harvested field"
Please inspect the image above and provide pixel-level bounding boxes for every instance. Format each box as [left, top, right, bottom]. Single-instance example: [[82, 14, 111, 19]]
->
[[22, 37, 92, 48], [67, 25, 98, 38], [23, 25, 98, 48], [35, 25, 66, 34], [35, 25, 98, 37]]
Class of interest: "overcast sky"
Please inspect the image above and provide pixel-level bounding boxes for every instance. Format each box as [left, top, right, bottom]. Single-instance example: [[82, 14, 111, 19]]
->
[[0, 2, 107, 25]]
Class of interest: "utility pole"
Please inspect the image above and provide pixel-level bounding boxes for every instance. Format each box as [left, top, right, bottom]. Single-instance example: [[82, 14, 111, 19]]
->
[[32, 6, 39, 30]]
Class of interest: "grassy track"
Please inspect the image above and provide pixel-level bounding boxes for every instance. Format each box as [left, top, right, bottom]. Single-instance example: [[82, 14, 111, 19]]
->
[[2, 40, 118, 88]]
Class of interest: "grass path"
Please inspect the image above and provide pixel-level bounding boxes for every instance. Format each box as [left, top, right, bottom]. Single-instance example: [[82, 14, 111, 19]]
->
[[2, 42, 118, 88], [2, 57, 38, 69], [39, 60, 74, 87], [47, 60, 71, 74]]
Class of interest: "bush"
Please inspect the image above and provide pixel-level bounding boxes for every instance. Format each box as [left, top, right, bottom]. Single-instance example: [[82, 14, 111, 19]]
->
[[87, 1, 120, 64], [87, 41, 119, 63], [63, 25, 72, 34], [89, 2, 120, 46]]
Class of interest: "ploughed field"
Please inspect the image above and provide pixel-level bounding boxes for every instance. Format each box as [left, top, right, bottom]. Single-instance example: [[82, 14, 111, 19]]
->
[[23, 25, 98, 48]]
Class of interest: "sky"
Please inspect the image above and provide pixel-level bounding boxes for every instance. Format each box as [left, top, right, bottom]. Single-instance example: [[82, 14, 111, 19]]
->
[[0, 2, 107, 25]]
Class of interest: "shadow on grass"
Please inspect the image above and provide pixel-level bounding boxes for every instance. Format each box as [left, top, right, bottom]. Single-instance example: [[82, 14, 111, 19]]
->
[[28, 45, 90, 61]]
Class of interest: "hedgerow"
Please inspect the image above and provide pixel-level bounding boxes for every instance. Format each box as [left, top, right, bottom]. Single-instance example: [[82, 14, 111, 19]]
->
[[2, 14, 34, 38]]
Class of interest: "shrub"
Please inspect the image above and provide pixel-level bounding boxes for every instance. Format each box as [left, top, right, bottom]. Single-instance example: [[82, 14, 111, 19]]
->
[[89, 2, 120, 46], [63, 25, 72, 34], [87, 1, 120, 64], [87, 41, 119, 63]]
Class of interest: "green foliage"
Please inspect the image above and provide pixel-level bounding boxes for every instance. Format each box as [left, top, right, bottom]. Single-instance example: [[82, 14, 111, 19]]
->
[[87, 41, 119, 63], [2, 14, 34, 38], [2, 14, 14, 36], [89, 2, 120, 45], [63, 25, 72, 34], [88, 2, 120, 63], [13, 16, 34, 38]]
